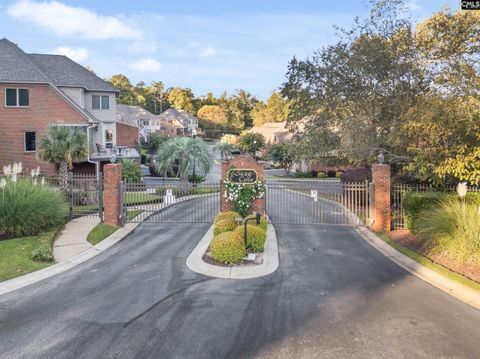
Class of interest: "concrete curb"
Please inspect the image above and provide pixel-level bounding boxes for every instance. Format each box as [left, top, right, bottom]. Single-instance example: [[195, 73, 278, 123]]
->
[[356, 227, 480, 310], [186, 223, 279, 279], [0, 222, 140, 297]]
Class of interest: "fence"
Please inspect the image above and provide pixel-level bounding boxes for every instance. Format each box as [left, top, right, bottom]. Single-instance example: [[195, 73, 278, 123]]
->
[[391, 183, 480, 230], [121, 181, 220, 223], [265, 180, 370, 225]]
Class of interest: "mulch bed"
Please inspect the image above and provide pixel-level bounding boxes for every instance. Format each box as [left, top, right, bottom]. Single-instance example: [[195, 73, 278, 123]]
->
[[389, 230, 480, 284], [202, 246, 264, 267]]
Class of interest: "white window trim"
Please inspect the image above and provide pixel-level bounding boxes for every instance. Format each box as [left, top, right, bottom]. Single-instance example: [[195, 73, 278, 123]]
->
[[5, 88, 30, 108], [24, 131, 36, 153]]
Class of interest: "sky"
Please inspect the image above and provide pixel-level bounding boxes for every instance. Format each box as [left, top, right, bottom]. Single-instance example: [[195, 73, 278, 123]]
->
[[0, 0, 459, 100]]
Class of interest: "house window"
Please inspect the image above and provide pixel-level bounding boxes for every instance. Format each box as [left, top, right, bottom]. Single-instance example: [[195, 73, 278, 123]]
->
[[24, 131, 36, 152], [105, 129, 113, 147], [5, 88, 29, 107], [92, 95, 100, 109], [101, 96, 109, 109]]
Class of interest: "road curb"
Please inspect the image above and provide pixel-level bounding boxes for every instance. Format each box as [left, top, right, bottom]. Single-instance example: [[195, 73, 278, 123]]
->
[[0, 222, 140, 297], [186, 223, 279, 279], [356, 227, 480, 310]]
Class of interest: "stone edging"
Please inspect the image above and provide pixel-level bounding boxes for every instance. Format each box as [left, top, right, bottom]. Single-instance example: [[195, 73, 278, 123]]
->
[[0, 222, 140, 297], [186, 223, 279, 279], [356, 226, 480, 310]]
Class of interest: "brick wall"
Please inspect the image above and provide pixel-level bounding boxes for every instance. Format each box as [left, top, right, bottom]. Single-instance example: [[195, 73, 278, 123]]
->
[[116, 122, 138, 147], [0, 83, 90, 176], [103, 163, 122, 226], [372, 164, 391, 233], [220, 155, 265, 215]]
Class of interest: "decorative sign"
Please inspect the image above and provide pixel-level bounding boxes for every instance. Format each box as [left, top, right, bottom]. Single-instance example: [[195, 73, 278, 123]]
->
[[310, 190, 318, 202], [227, 169, 258, 184]]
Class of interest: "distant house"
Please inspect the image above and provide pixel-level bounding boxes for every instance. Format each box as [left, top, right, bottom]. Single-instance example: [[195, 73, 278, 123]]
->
[[156, 108, 200, 136], [248, 122, 294, 145], [116, 104, 186, 137], [0, 38, 139, 175]]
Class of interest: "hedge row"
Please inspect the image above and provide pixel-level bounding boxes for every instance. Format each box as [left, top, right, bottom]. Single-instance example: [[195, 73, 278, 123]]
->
[[210, 211, 267, 264], [403, 191, 480, 233]]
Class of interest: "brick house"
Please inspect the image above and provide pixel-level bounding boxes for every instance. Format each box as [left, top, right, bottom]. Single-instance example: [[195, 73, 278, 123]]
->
[[0, 38, 139, 176]]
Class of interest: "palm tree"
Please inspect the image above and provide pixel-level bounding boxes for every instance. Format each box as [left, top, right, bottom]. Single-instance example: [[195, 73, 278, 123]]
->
[[214, 142, 233, 160], [38, 126, 87, 188], [156, 137, 212, 182]]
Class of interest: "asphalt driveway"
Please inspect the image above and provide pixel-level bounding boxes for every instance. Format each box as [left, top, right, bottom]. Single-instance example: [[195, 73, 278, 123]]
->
[[1, 199, 480, 358]]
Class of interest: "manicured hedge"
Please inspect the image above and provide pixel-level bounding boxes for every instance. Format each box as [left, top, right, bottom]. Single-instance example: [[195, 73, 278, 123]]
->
[[213, 218, 238, 237], [403, 191, 480, 233], [234, 224, 267, 252], [214, 211, 242, 224], [210, 231, 246, 265]]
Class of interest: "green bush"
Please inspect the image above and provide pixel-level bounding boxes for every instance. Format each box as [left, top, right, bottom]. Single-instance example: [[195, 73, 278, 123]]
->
[[214, 211, 242, 224], [0, 178, 66, 239], [403, 191, 445, 233], [317, 171, 327, 178], [31, 242, 54, 263], [120, 159, 141, 183], [234, 224, 267, 252], [213, 218, 238, 237], [188, 174, 206, 183], [336, 171, 344, 178], [417, 197, 480, 265], [210, 231, 246, 265]]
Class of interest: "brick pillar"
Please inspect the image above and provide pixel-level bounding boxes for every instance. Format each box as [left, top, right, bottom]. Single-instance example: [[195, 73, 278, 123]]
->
[[103, 163, 122, 227], [372, 164, 391, 233], [220, 155, 265, 215]]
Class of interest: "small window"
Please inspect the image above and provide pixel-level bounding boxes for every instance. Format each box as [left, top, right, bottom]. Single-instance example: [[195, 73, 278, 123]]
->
[[25, 131, 36, 152], [19, 89, 29, 106], [92, 95, 100, 110], [101, 96, 109, 110], [6, 89, 17, 106], [105, 129, 113, 147]]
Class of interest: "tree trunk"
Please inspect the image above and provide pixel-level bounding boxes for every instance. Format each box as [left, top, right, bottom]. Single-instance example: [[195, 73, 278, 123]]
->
[[58, 161, 69, 191]]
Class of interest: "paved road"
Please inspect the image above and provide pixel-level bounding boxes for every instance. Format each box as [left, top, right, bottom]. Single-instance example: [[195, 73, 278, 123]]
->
[[1, 192, 480, 358]]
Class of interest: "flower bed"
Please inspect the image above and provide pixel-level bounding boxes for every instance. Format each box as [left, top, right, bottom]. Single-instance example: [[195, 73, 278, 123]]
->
[[204, 211, 268, 266]]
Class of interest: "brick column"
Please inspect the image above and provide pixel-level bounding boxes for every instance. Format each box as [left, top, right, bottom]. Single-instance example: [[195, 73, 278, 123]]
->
[[220, 155, 265, 215], [372, 164, 391, 233], [103, 163, 122, 227]]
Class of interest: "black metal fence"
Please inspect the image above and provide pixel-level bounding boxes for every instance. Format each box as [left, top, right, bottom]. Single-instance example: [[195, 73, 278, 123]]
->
[[391, 183, 480, 230], [266, 180, 370, 226], [121, 181, 220, 224]]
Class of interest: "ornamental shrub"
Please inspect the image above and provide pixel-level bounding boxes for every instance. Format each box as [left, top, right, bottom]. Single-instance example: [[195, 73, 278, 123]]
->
[[120, 159, 141, 183], [210, 231, 246, 265], [317, 171, 327, 178], [336, 171, 344, 178], [215, 211, 242, 224], [213, 218, 238, 237], [417, 197, 480, 265], [234, 224, 267, 253], [340, 168, 371, 182], [0, 178, 67, 238], [403, 191, 447, 233]]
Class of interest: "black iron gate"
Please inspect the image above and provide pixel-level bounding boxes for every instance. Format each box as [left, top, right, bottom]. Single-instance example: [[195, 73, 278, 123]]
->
[[266, 179, 371, 226], [121, 180, 220, 224]]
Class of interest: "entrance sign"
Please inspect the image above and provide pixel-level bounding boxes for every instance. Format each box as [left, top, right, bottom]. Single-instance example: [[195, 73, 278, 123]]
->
[[227, 169, 258, 184]]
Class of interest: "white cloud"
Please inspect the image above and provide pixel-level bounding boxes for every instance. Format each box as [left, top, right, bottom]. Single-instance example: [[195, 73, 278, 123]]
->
[[8, 0, 141, 40], [128, 58, 161, 72], [52, 46, 88, 62], [199, 46, 217, 59]]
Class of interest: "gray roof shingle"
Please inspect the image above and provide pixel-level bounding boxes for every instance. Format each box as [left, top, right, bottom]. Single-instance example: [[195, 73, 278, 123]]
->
[[0, 38, 118, 92]]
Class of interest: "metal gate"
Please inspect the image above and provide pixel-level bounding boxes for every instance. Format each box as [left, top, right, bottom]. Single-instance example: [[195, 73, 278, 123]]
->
[[266, 180, 371, 226], [121, 180, 220, 224]]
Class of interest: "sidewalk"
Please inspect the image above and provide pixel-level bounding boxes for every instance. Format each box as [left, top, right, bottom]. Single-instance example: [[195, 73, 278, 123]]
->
[[53, 217, 99, 262]]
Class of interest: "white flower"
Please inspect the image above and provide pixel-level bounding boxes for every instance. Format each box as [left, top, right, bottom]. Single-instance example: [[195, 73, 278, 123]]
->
[[33, 178, 38, 186], [457, 182, 468, 199], [3, 165, 11, 176], [31, 169, 35, 177], [11, 173, 17, 183], [0, 178, 6, 189], [12, 162, 23, 176], [41, 177, 45, 186]]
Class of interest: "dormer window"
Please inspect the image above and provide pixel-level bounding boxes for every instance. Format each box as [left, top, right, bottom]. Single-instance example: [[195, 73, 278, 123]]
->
[[92, 95, 109, 110], [5, 88, 29, 107]]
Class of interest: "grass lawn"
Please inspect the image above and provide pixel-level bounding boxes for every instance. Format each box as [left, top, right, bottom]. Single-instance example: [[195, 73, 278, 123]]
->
[[124, 192, 162, 205], [378, 233, 480, 291], [0, 230, 58, 282], [87, 223, 119, 245], [127, 209, 144, 219]]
